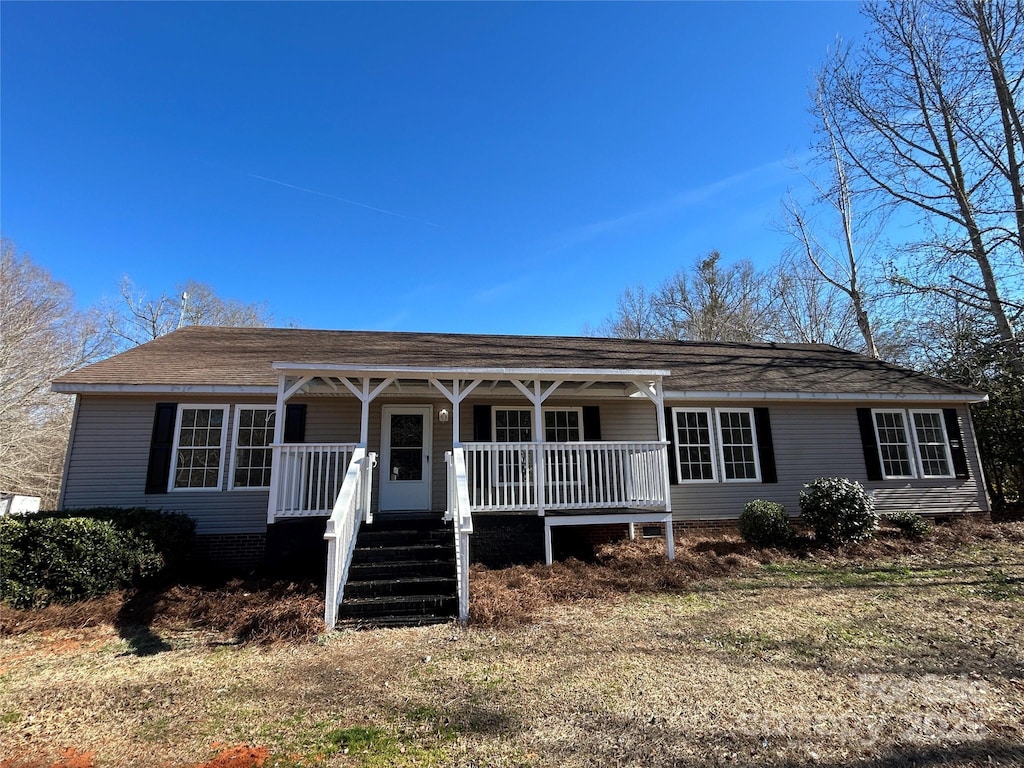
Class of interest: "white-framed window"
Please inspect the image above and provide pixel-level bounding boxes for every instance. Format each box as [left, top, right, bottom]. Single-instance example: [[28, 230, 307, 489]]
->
[[491, 407, 585, 443], [872, 409, 915, 479], [230, 406, 276, 489], [717, 408, 761, 481], [491, 407, 584, 485], [872, 408, 954, 480], [910, 410, 953, 478], [671, 407, 761, 483], [170, 405, 228, 491], [672, 408, 717, 482], [493, 408, 533, 443]]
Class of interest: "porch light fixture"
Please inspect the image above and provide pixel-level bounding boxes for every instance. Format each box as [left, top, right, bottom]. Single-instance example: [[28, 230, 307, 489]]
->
[[438, 408, 450, 423]]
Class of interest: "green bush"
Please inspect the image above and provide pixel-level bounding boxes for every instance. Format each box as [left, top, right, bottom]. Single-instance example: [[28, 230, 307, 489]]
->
[[25, 507, 194, 580], [738, 500, 793, 547], [799, 477, 878, 546], [0, 508, 195, 608], [885, 510, 931, 539]]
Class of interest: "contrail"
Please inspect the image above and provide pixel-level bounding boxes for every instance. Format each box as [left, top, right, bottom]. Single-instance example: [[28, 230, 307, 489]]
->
[[247, 173, 439, 227]]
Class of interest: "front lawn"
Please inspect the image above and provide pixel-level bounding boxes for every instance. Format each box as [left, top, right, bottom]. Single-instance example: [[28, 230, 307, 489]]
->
[[1, 521, 1022, 767]]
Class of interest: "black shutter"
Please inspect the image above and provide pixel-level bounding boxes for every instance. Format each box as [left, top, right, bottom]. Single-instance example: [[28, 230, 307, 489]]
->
[[145, 403, 177, 494], [943, 408, 971, 479], [663, 407, 679, 485], [857, 408, 884, 481], [473, 404, 492, 441], [582, 406, 601, 440], [284, 403, 306, 443], [753, 408, 777, 483]]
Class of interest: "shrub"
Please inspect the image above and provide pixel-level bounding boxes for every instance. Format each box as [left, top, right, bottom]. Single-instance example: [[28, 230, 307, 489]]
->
[[738, 500, 793, 547], [25, 507, 194, 580], [799, 477, 878, 546], [885, 510, 932, 539], [0, 508, 195, 608]]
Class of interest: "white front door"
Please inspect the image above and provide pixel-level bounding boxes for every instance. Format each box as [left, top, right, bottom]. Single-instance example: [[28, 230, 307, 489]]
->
[[379, 405, 432, 511]]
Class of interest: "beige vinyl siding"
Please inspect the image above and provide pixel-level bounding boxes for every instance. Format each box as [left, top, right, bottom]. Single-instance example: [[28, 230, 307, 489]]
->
[[667, 401, 987, 521], [301, 397, 361, 443], [61, 394, 277, 535]]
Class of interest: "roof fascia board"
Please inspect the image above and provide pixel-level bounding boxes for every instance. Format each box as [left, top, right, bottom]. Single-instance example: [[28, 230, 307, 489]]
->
[[272, 363, 670, 381], [663, 390, 987, 404], [51, 383, 279, 395]]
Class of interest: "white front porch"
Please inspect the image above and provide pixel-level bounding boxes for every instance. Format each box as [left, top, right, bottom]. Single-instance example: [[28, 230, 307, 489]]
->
[[268, 438, 670, 519], [260, 363, 677, 629]]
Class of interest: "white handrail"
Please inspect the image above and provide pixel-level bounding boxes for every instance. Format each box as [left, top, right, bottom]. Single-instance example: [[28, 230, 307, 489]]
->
[[323, 446, 377, 630], [445, 447, 473, 623], [462, 440, 669, 512], [271, 442, 359, 520]]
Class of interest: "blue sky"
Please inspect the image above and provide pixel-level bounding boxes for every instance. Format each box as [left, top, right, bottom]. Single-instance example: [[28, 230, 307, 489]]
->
[[2, 2, 869, 335]]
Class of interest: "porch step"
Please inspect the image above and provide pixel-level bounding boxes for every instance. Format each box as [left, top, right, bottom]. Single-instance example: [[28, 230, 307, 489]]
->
[[348, 559, 456, 581], [344, 576, 456, 599], [337, 517, 458, 627], [351, 543, 454, 564]]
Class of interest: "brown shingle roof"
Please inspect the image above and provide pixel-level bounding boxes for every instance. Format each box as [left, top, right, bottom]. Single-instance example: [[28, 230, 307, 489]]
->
[[52, 326, 982, 398]]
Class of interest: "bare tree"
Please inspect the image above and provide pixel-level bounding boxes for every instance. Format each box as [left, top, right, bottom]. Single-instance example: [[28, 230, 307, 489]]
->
[[604, 284, 662, 339], [782, 82, 885, 357], [656, 251, 776, 342], [103, 276, 277, 352], [0, 240, 107, 506], [771, 254, 862, 348], [820, 0, 1023, 369]]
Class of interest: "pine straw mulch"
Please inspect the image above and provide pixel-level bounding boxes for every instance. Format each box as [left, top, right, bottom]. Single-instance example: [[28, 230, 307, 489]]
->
[[2, 518, 1022, 641], [468, 517, 1024, 627], [0, 579, 325, 645]]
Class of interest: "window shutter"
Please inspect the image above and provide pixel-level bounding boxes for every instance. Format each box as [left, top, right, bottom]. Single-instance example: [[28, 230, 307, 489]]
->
[[284, 404, 306, 443], [857, 408, 884, 481], [942, 408, 971, 479], [582, 406, 601, 440], [663, 407, 679, 485], [753, 407, 777, 483], [473, 404, 491, 441], [145, 403, 177, 494]]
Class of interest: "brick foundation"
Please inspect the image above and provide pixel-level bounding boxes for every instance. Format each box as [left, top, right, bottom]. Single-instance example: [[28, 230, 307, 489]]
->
[[192, 533, 266, 574], [674, 519, 743, 536]]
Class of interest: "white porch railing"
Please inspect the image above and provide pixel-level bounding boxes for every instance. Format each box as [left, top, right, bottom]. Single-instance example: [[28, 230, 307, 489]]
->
[[445, 447, 474, 623], [270, 443, 359, 519], [323, 447, 377, 630], [463, 440, 669, 512]]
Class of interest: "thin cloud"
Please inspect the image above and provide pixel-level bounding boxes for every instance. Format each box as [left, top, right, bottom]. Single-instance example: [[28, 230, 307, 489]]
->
[[550, 157, 795, 252], [248, 173, 440, 228], [471, 276, 531, 304]]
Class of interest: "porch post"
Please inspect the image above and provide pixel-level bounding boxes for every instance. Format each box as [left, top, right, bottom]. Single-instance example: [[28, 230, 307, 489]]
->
[[533, 379, 546, 517], [267, 374, 289, 524], [655, 380, 675, 560], [360, 378, 371, 446]]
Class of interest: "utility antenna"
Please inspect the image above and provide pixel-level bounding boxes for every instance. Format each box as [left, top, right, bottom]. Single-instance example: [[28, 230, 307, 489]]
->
[[177, 291, 189, 329]]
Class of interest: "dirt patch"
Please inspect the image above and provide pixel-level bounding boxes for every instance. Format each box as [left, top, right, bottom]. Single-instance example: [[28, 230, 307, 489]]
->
[[185, 744, 270, 768], [0, 748, 96, 768]]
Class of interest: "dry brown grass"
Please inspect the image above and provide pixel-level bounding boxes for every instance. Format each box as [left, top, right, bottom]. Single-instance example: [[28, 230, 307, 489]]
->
[[0, 522, 1022, 767]]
